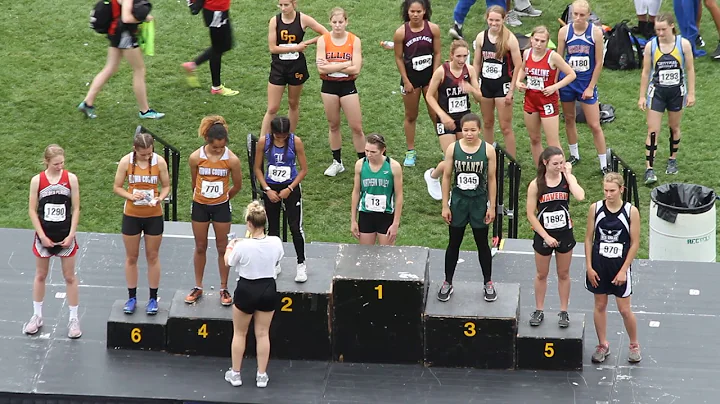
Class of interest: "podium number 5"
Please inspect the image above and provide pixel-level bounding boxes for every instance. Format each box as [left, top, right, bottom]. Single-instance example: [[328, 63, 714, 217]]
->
[[544, 342, 555, 357]]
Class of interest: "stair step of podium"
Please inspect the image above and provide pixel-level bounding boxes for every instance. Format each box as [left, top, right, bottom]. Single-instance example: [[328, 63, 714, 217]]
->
[[106, 299, 170, 352], [424, 281, 520, 369], [516, 310, 585, 371], [332, 244, 429, 364]]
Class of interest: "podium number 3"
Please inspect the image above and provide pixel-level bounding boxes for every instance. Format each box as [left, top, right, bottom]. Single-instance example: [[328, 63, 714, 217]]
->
[[544, 342, 555, 357], [464, 322, 476, 337], [375, 285, 383, 299], [131, 327, 141, 343]]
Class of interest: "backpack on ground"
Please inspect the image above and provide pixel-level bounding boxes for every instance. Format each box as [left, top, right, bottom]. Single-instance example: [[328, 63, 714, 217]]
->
[[604, 21, 643, 70], [90, 0, 112, 34], [188, 0, 205, 15], [574, 102, 616, 124]]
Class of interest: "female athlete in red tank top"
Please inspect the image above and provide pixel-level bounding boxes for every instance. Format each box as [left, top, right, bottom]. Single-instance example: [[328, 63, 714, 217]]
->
[[516, 26, 576, 165]]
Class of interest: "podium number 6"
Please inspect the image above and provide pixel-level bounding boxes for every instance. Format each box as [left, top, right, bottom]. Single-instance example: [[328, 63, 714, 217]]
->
[[544, 342, 555, 357], [131, 327, 141, 343]]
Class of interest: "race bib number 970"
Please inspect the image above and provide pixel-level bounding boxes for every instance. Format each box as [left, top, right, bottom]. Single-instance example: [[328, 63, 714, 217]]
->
[[599, 242, 623, 259], [542, 211, 567, 230]]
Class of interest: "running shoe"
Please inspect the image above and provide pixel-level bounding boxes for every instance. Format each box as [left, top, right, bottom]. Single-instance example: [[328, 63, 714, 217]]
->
[[324, 160, 345, 177], [123, 297, 137, 314], [666, 159, 678, 175], [505, 11, 522, 27], [211, 85, 239, 96], [484, 281, 498, 302], [628, 343, 642, 363], [697, 35, 705, 48], [449, 23, 463, 40], [601, 166, 612, 176], [558, 311, 570, 328], [713, 42, 720, 59], [185, 287, 203, 304], [403, 150, 417, 167], [592, 343, 611, 363], [644, 168, 657, 185], [225, 370, 242, 387], [437, 281, 453, 302], [181, 62, 201, 88], [529, 310, 544, 326], [67, 318, 82, 339], [146, 298, 158, 315], [256, 372, 269, 388], [24, 315, 43, 335], [274, 263, 282, 279], [514, 6, 542, 17], [220, 289, 233, 306], [77, 101, 97, 119], [139, 109, 165, 119], [424, 168, 442, 201], [295, 262, 308, 283], [568, 156, 580, 166]]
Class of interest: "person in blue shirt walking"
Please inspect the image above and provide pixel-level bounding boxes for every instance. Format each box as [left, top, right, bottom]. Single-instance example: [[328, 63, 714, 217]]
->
[[557, 0, 608, 174], [449, 0, 542, 39], [253, 116, 309, 282]]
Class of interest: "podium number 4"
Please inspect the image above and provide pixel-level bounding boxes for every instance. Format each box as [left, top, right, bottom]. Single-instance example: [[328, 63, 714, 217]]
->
[[198, 323, 208, 339], [544, 342, 555, 357]]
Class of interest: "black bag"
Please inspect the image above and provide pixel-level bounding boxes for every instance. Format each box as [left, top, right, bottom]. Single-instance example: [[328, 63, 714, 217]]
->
[[604, 21, 643, 70], [574, 102, 615, 124], [90, 0, 113, 34], [188, 0, 205, 15], [132, 0, 152, 22]]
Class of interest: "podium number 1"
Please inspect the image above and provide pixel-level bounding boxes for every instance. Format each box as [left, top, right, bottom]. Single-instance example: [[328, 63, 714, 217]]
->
[[375, 284, 383, 299], [544, 342, 555, 357]]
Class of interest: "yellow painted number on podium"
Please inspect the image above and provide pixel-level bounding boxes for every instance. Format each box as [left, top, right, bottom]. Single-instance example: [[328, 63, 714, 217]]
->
[[198, 323, 208, 339], [375, 285, 383, 299], [463, 322, 476, 337], [131, 327, 141, 343], [281, 297, 293, 312], [544, 342, 555, 357]]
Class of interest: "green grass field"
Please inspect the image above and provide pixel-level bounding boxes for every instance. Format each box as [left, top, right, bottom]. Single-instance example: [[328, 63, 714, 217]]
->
[[3, 0, 719, 258]]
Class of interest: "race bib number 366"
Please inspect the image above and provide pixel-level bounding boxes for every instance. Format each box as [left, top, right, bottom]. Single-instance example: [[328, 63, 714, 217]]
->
[[482, 62, 502, 79]]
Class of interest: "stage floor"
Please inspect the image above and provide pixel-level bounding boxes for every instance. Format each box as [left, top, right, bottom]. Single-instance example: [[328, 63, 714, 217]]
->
[[0, 227, 717, 404]]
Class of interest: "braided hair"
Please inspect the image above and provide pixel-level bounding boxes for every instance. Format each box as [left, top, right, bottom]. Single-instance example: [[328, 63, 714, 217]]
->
[[266, 116, 292, 164], [132, 131, 154, 176]]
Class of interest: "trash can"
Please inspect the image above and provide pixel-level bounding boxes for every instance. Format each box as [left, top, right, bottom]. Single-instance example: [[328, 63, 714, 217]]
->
[[649, 184, 717, 262]]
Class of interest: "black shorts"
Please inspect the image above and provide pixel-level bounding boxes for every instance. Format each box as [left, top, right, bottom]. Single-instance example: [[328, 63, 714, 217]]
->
[[269, 60, 310, 86], [108, 30, 139, 49], [321, 80, 358, 97], [435, 115, 466, 136], [191, 201, 232, 223], [122, 215, 164, 236], [481, 80, 511, 99], [358, 211, 394, 234], [533, 230, 576, 256], [233, 277, 277, 314], [648, 85, 685, 113], [586, 258, 633, 298], [203, 9, 233, 53], [400, 72, 432, 94]]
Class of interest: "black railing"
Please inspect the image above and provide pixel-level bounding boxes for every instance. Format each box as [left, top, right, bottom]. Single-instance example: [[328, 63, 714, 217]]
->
[[607, 148, 640, 208], [136, 126, 180, 221], [492, 143, 521, 246], [246, 133, 288, 242]]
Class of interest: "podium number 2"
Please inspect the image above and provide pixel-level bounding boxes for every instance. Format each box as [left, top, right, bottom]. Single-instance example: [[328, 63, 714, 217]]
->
[[198, 323, 208, 339], [544, 342, 555, 357], [131, 327, 141, 343], [281, 297, 293, 312], [463, 322, 476, 337], [375, 284, 383, 299]]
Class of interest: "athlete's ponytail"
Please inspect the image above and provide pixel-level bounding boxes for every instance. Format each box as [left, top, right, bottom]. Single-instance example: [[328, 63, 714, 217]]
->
[[132, 129, 154, 177], [485, 6, 509, 59], [43, 144, 65, 169], [535, 146, 564, 197], [198, 115, 229, 143]]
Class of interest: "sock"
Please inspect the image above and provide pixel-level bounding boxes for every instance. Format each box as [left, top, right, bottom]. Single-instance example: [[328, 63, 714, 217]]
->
[[33, 301, 43, 317], [332, 149, 342, 164], [569, 143, 580, 159], [408, 148, 414, 152], [129, 287, 137, 299], [212, 85, 222, 90], [140, 110, 149, 115], [257, 371, 267, 377], [69, 305, 79, 321], [598, 153, 607, 169], [232, 369, 241, 376], [195, 286, 203, 290], [357, 152, 366, 159], [150, 288, 158, 300]]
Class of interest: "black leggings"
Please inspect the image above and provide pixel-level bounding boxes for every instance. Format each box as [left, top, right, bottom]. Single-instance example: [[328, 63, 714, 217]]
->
[[444, 226, 492, 284], [263, 183, 305, 264], [196, 9, 233, 87]]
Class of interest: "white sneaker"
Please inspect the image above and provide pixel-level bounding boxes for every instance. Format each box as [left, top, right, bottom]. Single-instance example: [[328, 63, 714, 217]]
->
[[424, 168, 442, 201], [256, 372, 269, 388], [67, 318, 82, 339], [225, 369, 242, 386], [505, 11, 522, 27], [295, 262, 308, 283], [274, 263, 282, 279], [514, 6, 542, 17], [324, 160, 345, 177], [24, 315, 43, 335]]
